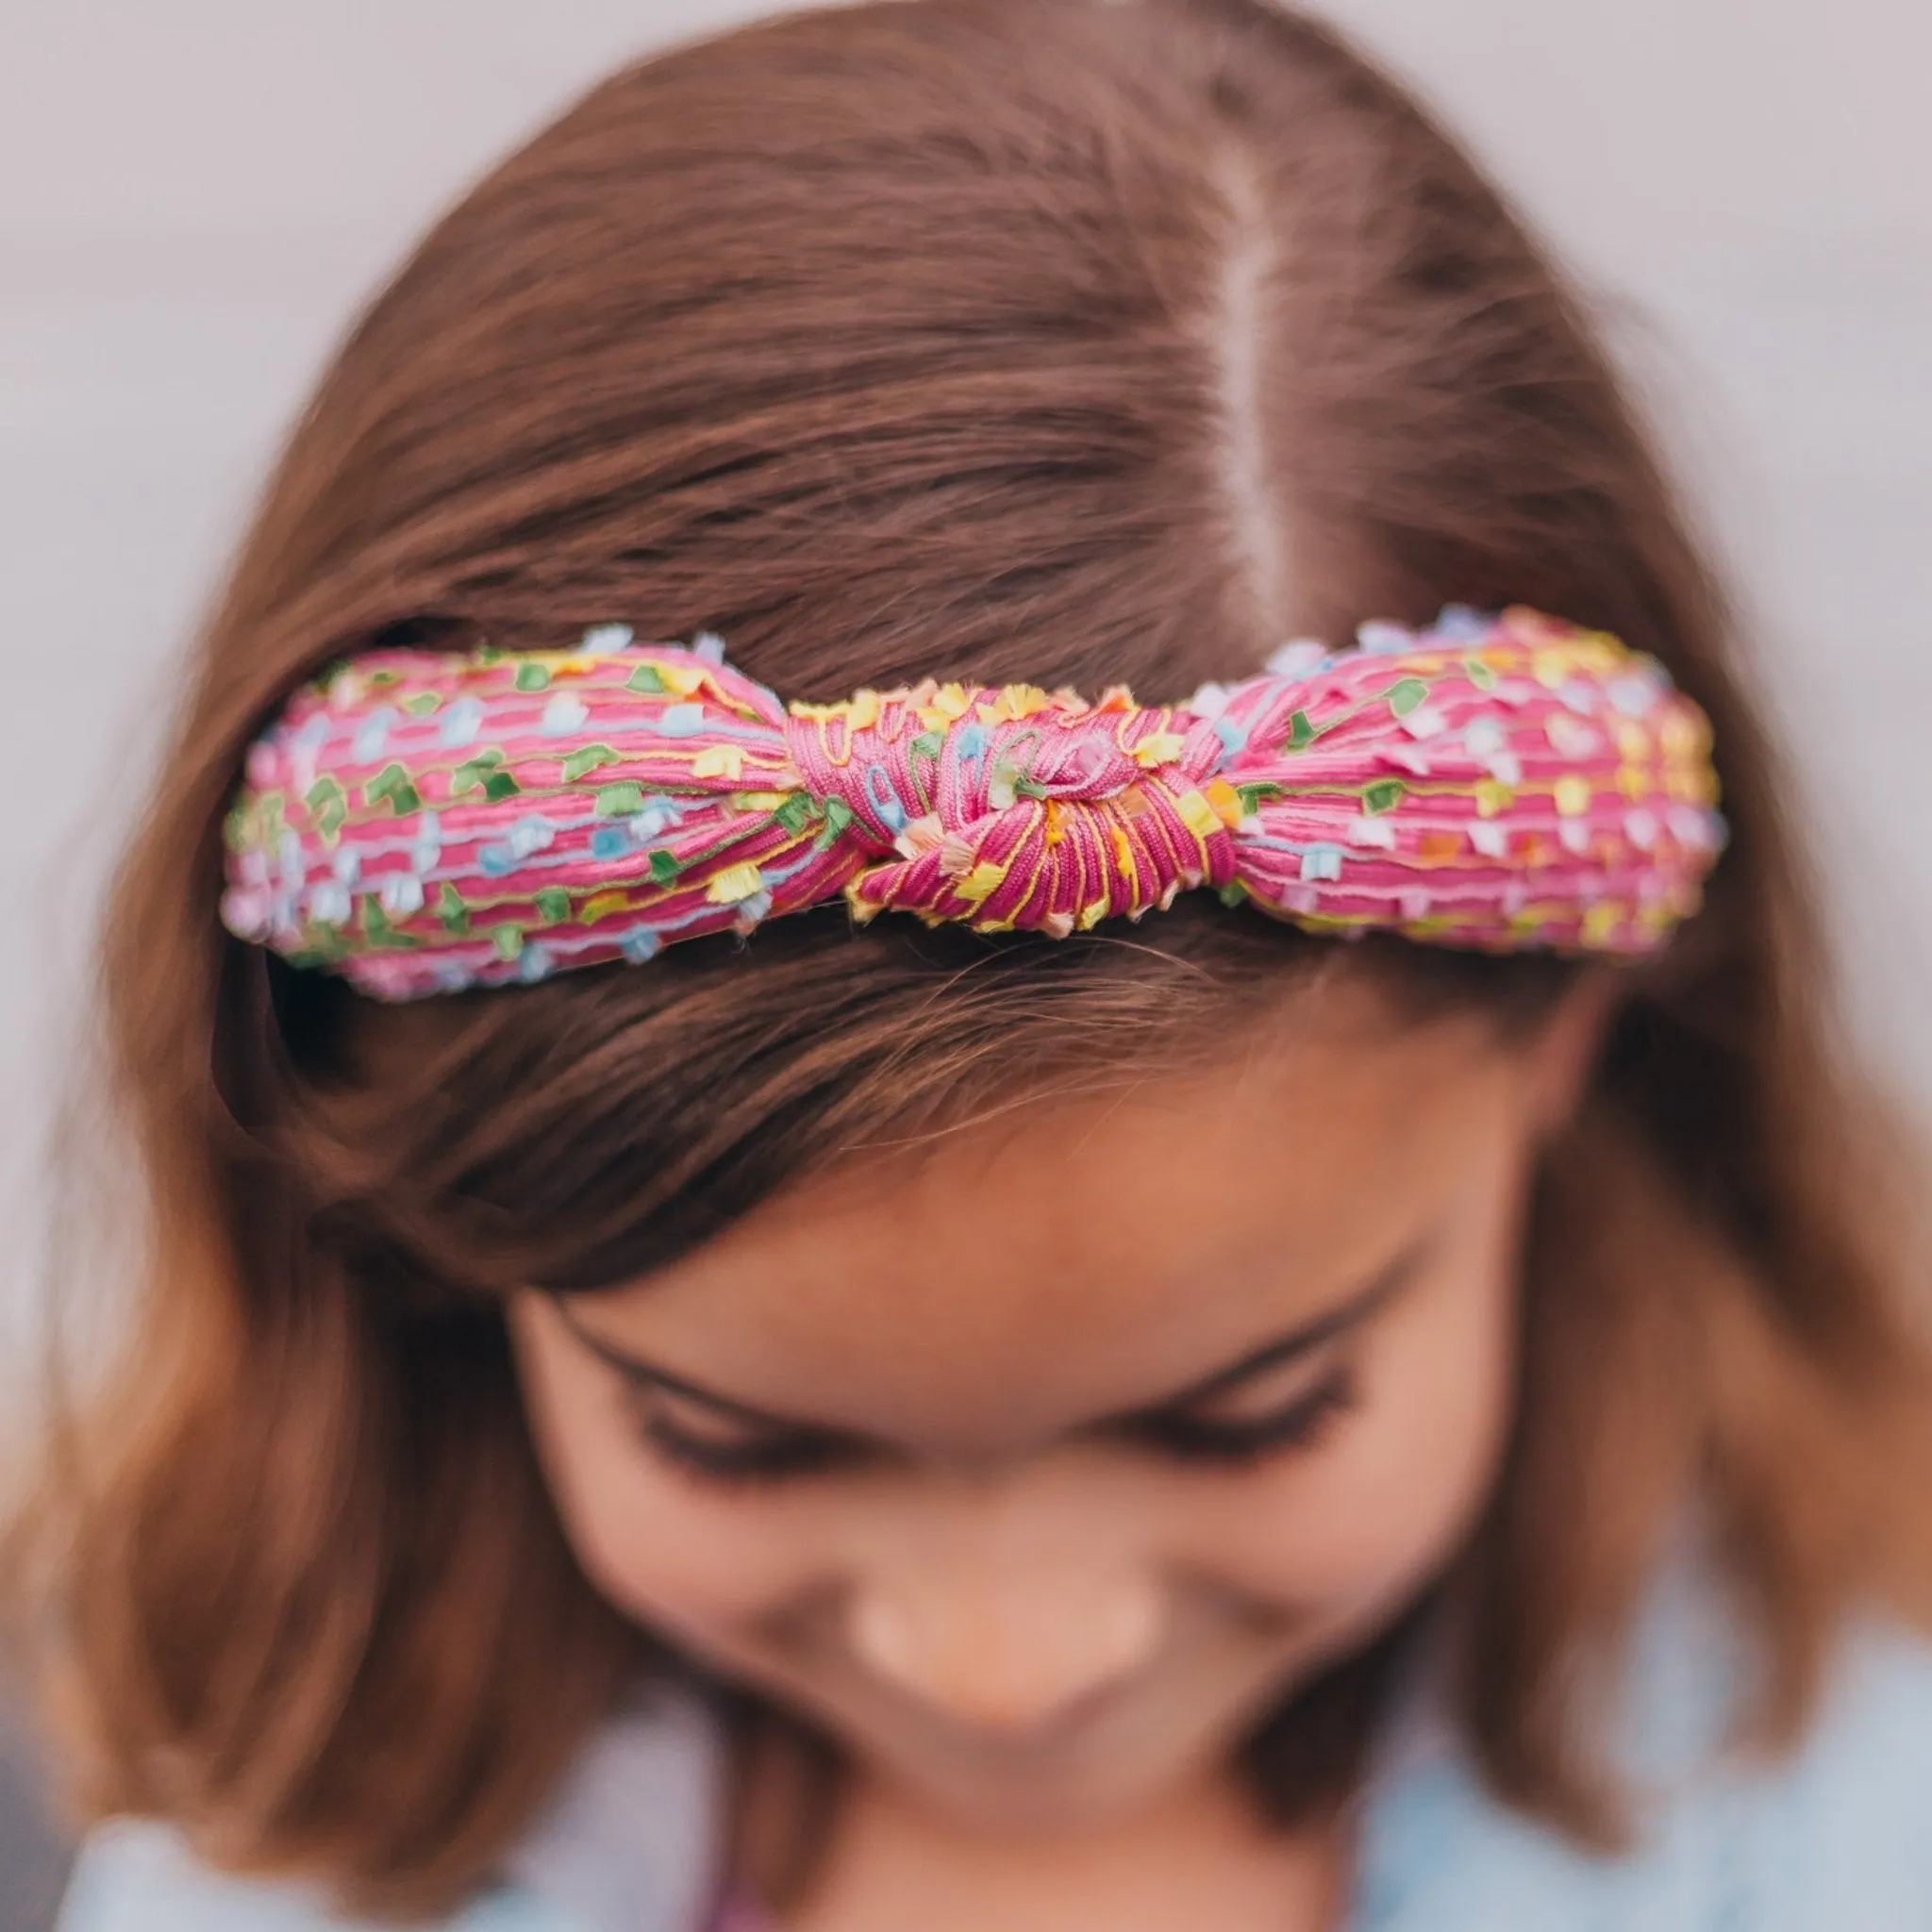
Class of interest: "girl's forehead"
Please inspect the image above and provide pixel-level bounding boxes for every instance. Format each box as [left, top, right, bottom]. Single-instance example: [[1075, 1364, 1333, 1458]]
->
[[575, 1006, 1529, 1447]]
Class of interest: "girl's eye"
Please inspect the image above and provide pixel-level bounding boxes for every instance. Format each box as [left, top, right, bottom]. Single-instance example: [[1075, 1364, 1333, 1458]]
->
[[626, 1385, 863, 1486], [620, 1359, 1361, 1486], [1129, 1362, 1361, 1467]]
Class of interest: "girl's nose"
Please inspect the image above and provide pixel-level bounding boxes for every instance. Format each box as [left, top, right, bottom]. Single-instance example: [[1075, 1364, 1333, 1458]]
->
[[846, 1562, 1168, 1737]]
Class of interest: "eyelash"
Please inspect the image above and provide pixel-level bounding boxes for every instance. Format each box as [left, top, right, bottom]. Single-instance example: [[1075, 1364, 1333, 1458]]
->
[[627, 1364, 1361, 1489], [633, 1407, 864, 1486], [1125, 1365, 1361, 1466]]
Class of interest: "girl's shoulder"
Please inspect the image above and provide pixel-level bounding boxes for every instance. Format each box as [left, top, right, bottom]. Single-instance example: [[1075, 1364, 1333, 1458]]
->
[[1358, 1604, 1932, 1932], [58, 1682, 727, 1932], [58, 1822, 580, 1932]]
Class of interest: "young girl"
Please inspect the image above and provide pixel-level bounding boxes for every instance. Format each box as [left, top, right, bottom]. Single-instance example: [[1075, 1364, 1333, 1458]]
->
[[19, 1, 1932, 1926]]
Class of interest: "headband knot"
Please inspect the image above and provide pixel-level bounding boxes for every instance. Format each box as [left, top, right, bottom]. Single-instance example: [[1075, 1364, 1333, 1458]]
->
[[219, 608, 1724, 998], [784, 684, 1234, 937]]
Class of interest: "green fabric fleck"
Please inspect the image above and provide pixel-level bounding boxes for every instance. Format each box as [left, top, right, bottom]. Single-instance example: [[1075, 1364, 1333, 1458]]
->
[[359, 898, 418, 949], [288, 927, 350, 968], [626, 663, 667, 694], [813, 793, 857, 852], [773, 792, 816, 835], [1386, 676, 1430, 718], [363, 763, 422, 815], [1218, 880, 1249, 908], [533, 886, 571, 924], [561, 742, 620, 783], [480, 770, 521, 803], [1285, 709, 1317, 752], [1463, 656, 1498, 691], [451, 750, 505, 795], [514, 661, 551, 692], [594, 781, 645, 817], [401, 691, 441, 716], [490, 922, 525, 961], [648, 849, 680, 887], [909, 731, 944, 759], [436, 883, 470, 935], [1362, 778, 1407, 815]]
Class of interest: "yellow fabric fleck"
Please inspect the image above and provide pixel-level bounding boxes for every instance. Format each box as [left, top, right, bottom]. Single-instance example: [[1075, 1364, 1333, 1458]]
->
[[917, 684, 973, 731], [658, 661, 708, 697], [691, 744, 745, 781], [1204, 777, 1244, 826], [705, 861, 765, 904], [955, 861, 1008, 905], [1582, 902, 1625, 946], [1175, 790, 1221, 840], [1132, 731, 1188, 769], [991, 685, 1051, 722], [1554, 774, 1592, 817]]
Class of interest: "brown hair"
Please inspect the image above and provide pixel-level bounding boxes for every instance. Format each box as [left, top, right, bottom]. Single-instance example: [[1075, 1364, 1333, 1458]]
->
[[12, 0, 1932, 1915]]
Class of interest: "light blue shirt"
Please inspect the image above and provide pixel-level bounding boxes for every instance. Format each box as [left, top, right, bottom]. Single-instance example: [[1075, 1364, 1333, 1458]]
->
[[58, 1577, 1932, 1930]]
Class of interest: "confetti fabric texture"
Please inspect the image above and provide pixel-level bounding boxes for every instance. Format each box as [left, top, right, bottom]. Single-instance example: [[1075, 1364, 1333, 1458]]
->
[[220, 607, 1724, 1000]]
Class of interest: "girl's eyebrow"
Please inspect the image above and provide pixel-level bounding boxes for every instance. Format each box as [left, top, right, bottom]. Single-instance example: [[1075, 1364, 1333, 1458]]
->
[[550, 1296, 812, 1426], [549, 1239, 1423, 1438], [1158, 1241, 1422, 1408]]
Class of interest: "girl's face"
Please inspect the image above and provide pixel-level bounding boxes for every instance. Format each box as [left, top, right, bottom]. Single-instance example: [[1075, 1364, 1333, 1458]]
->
[[509, 977, 1605, 1828]]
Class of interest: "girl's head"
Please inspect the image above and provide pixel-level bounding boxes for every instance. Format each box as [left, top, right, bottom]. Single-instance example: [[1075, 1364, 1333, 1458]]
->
[[23, 0, 1930, 1914]]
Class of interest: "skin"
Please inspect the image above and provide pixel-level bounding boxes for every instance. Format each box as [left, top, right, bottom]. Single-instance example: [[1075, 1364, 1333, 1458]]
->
[[508, 974, 1612, 1932]]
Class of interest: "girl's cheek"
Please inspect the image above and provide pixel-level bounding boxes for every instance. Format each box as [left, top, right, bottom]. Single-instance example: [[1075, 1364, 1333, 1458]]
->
[[511, 1318, 825, 1637], [1172, 1290, 1515, 1613], [549, 1423, 832, 1637]]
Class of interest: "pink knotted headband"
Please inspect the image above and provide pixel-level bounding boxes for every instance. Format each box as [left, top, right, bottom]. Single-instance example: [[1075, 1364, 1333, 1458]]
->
[[220, 606, 1724, 999]]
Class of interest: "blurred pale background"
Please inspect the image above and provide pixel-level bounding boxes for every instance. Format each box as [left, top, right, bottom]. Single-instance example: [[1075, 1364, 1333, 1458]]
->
[[0, 0, 1926, 1921]]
